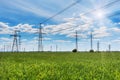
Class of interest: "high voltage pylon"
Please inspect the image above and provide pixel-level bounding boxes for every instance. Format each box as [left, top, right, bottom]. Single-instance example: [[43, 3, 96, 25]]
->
[[19, 35, 21, 51], [56, 44, 58, 52], [90, 32, 94, 52], [38, 1, 80, 52], [37, 0, 119, 52], [38, 23, 44, 52], [75, 30, 78, 51], [50, 45, 52, 52], [108, 44, 111, 52], [97, 41, 100, 52], [3, 45, 5, 52], [90, 32, 93, 50], [11, 30, 21, 52], [40, 0, 80, 24]]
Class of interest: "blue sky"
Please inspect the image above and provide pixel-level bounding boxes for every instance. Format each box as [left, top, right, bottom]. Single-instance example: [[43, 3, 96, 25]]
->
[[0, 0, 120, 51]]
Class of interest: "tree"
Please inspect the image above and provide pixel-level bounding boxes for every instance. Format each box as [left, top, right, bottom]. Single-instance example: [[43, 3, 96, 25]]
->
[[89, 49, 94, 52], [72, 49, 77, 52]]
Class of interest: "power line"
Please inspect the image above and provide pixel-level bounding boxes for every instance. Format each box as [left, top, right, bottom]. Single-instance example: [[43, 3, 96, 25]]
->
[[44, 0, 120, 34], [101, 0, 119, 9], [38, 1, 81, 52], [41, 0, 81, 24], [82, 0, 120, 15], [40, 0, 120, 47], [37, 0, 119, 52], [50, 26, 75, 34]]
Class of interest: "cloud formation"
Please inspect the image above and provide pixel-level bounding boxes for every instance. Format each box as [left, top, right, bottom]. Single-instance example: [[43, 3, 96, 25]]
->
[[0, 22, 38, 34], [43, 14, 115, 39], [0, 22, 12, 34]]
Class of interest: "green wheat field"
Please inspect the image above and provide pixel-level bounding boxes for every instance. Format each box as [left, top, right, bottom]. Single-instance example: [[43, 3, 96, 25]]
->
[[0, 52, 120, 80]]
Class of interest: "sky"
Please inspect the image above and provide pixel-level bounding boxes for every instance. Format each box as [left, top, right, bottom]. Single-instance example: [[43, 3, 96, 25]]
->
[[0, 0, 120, 51]]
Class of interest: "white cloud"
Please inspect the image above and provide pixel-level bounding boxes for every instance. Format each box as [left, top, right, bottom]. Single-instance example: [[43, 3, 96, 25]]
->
[[43, 38, 51, 41], [43, 14, 113, 39], [13, 24, 38, 33], [2, 0, 54, 18], [114, 22, 120, 25], [111, 27, 120, 32], [20, 40, 38, 51], [43, 14, 93, 38], [54, 40, 71, 43], [0, 22, 12, 34], [63, 17, 80, 22], [33, 37, 51, 41], [112, 39, 120, 43], [93, 26, 110, 38], [0, 22, 9, 28], [0, 37, 11, 42], [67, 33, 88, 38], [0, 22, 38, 34]]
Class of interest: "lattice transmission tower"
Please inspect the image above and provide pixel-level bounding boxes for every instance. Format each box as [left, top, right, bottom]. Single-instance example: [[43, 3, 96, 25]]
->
[[11, 30, 21, 52]]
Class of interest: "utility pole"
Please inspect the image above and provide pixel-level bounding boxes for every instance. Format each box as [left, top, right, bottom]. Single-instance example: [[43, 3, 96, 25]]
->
[[90, 32, 94, 52], [50, 45, 52, 52], [19, 35, 21, 52], [90, 32, 93, 50], [24, 48, 25, 52], [56, 45, 58, 52], [6, 45, 9, 52], [38, 23, 43, 52], [33, 48, 34, 52], [4, 45, 5, 52], [75, 30, 78, 51], [11, 30, 20, 52], [108, 44, 111, 52], [97, 41, 99, 52]]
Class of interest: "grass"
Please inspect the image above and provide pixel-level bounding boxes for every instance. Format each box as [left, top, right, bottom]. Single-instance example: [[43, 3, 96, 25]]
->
[[0, 52, 120, 80]]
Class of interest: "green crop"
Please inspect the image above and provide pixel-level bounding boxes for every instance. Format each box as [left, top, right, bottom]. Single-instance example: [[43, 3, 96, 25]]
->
[[0, 52, 120, 80]]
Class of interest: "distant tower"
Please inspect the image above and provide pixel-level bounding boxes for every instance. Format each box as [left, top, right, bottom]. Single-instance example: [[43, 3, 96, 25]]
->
[[75, 30, 78, 50], [33, 48, 34, 52], [97, 41, 100, 52], [90, 32, 93, 50], [72, 30, 78, 52], [11, 30, 20, 52], [4, 45, 5, 52], [24, 48, 26, 52], [19, 35, 21, 52], [50, 45, 52, 52], [56, 45, 58, 52], [108, 44, 111, 52], [90, 32, 94, 52]]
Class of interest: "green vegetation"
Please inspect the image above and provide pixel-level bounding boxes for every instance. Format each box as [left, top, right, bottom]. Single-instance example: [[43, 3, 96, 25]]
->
[[0, 52, 120, 80]]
